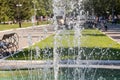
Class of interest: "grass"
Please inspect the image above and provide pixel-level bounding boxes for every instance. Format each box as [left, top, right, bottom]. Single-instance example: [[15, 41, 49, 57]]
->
[[81, 29, 120, 48], [33, 29, 120, 48], [0, 69, 53, 79], [7, 29, 120, 60], [0, 22, 33, 31], [0, 21, 50, 31], [0, 69, 120, 80], [0, 68, 120, 80]]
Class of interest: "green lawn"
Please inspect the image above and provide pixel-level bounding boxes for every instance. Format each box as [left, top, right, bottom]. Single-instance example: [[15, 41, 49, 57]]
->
[[0, 21, 50, 31], [7, 29, 120, 60], [0, 70, 48, 80]]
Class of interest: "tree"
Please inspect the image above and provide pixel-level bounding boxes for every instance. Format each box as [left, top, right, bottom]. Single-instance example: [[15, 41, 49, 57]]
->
[[0, 0, 10, 23], [36, 0, 53, 17], [0, 0, 33, 27], [7, 0, 33, 23], [82, 0, 120, 17]]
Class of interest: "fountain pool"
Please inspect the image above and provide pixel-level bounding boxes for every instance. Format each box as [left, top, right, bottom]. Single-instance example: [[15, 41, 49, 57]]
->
[[0, 68, 120, 80]]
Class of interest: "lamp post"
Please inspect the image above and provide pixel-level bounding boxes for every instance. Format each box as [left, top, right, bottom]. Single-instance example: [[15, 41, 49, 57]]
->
[[36, 9, 41, 25], [112, 0, 115, 22], [32, 0, 37, 26], [16, 4, 22, 28]]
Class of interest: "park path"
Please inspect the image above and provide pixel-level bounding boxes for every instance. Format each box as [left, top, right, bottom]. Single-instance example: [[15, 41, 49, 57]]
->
[[104, 23, 120, 44], [0, 24, 54, 51]]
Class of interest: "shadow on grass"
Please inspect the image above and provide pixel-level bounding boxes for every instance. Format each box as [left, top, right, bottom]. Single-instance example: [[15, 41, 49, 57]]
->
[[82, 34, 106, 36], [60, 68, 120, 80], [7, 47, 120, 60]]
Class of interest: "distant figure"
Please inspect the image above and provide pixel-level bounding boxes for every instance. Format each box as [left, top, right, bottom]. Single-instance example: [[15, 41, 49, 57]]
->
[[105, 25, 107, 31], [99, 16, 107, 31], [112, 16, 117, 24], [94, 16, 99, 28]]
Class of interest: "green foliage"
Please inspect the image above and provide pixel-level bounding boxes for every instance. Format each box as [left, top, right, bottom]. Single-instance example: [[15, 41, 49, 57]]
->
[[0, 0, 53, 22], [0, 0, 10, 22], [0, 0, 33, 22], [82, 0, 120, 16], [36, 0, 53, 16]]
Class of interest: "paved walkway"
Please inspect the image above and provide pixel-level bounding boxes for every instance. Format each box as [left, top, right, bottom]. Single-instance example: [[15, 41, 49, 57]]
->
[[0, 24, 54, 51], [104, 23, 120, 44]]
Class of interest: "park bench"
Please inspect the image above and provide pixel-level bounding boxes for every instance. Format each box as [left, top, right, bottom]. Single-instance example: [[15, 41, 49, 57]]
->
[[0, 33, 19, 58]]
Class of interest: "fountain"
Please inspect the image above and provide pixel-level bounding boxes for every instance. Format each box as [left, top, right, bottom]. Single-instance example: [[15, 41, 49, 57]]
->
[[52, 0, 86, 79], [0, 0, 120, 80]]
